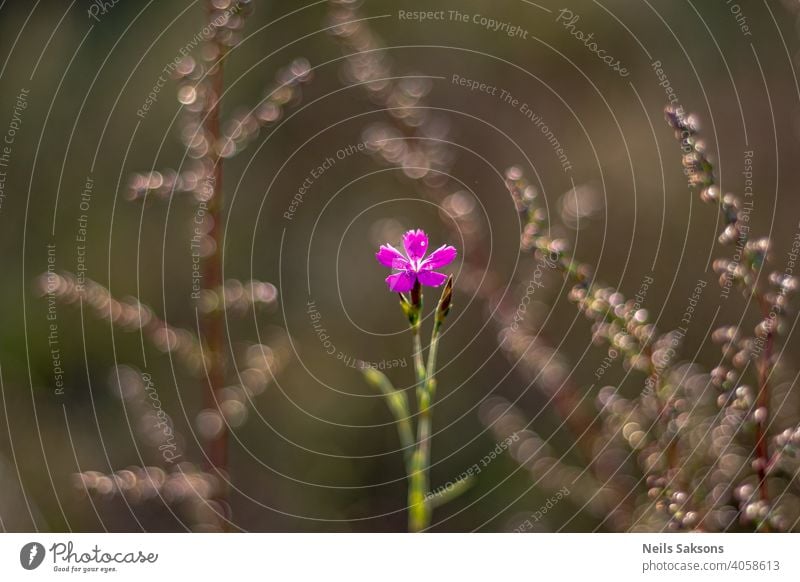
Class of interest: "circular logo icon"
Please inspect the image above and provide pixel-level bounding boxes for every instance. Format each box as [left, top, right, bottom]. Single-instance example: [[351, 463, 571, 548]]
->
[[19, 542, 45, 570]]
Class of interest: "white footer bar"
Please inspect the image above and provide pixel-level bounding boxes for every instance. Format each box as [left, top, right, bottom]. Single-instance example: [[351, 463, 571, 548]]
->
[[1, 533, 797, 580]]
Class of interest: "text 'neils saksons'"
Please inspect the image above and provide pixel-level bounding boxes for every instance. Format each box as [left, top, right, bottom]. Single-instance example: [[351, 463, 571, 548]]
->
[[643, 543, 724, 554]]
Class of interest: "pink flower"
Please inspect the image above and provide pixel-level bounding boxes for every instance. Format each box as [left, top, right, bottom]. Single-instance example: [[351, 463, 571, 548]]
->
[[376, 229, 457, 293]]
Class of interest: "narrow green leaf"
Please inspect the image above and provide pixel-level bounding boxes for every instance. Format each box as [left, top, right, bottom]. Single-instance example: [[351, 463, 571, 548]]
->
[[362, 368, 415, 471], [426, 475, 474, 510]]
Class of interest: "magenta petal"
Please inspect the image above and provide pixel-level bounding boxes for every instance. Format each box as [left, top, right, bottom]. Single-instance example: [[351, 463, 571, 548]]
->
[[385, 271, 416, 292], [417, 270, 447, 287], [376, 244, 409, 269], [402, 229, 429, 263], [420, 245, 457, 269]]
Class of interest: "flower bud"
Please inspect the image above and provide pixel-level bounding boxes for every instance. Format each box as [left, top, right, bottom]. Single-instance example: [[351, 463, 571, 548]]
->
[[435, 276, 454, 326]]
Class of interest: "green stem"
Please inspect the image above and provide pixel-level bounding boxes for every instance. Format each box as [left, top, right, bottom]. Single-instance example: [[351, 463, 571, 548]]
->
[[408, 447, 428, 532], [408, 318, 429, 532], [411, 324, 426, 387], [411, 322, 443, 531], [408, 319, 425, 480]]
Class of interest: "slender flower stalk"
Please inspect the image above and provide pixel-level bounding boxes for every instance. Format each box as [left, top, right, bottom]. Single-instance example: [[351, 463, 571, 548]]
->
[[494, 105, 798, 532], [407, 278, 453, 531], [201, 0, 228, 481], [366, 229, 458, 532], [50, 1, 307, 531], [411, 277, 452, 529], [664, 105, 789, 528]]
